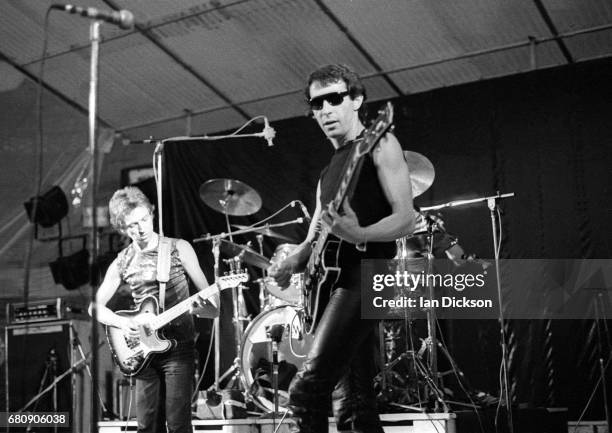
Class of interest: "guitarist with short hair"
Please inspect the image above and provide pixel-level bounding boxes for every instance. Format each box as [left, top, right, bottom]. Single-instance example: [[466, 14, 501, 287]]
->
[[91, 186, 219, 433], [268, 64, 415, 433]]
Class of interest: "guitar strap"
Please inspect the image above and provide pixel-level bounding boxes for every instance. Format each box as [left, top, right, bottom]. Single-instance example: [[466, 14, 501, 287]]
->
[[157, 236, 172, 311]]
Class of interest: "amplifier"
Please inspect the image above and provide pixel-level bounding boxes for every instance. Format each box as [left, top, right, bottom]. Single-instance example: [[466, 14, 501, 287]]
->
[[6, 298, 69, 323], [5, 319, 115, 433]]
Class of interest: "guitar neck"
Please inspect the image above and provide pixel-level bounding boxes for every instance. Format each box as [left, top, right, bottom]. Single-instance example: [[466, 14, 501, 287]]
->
[[332, 144, 365, 212], [151, 283, 218, 330], [307, 145, 364, 270]]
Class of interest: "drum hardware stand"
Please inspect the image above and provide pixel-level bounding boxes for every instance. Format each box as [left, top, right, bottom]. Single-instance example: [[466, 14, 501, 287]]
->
[[209, 199, 252, 397], [376, 328, 448, 413], [379, 215, 450, 413], [395, 216, 449, 411], [420, 218, 448, 412], [592, 290, 611, 432], [207, 242, 249, 399], [256, 234, 269, 310], [194, 218, 303, 405], [224, 256, 252, 392], [200, 230, 256, 400], [194, 218, 304, 245], [422, 191, 515, 432]]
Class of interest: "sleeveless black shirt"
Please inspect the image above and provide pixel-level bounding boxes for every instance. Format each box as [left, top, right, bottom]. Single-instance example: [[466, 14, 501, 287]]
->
[[319, 138, 397, 289]]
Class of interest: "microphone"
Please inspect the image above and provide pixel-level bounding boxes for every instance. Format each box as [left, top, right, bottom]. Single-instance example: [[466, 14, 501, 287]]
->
[[295, 200, 311, 221], [47, 349, 58, 373], [51, 4, 135, 29], [262, 117, 276, 147]]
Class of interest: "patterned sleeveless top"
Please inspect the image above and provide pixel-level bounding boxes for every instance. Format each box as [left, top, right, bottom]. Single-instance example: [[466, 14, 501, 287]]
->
[[116, 237, 195, 343]]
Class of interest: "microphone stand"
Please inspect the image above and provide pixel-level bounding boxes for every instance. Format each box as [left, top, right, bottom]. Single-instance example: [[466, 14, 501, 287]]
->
[[49, 350, 58, 433], [264, 324, 285, 430], [146, 118, 275, 238], [593, 293, 611, 433], [154, 141, 165, 236], [70, 324, 110, 416], [421, 192, 515, 432], [487, 195, 513, 433], [88, 20, 101, 433], [19, 357, 90, 413]]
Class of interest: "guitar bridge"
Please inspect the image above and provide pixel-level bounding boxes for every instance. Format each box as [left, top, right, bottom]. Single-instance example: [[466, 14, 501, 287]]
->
[[126, 349, 144, 364]]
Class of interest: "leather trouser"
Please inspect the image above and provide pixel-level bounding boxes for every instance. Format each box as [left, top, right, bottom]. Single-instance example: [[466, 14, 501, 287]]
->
[[288, 287, 384, 433]]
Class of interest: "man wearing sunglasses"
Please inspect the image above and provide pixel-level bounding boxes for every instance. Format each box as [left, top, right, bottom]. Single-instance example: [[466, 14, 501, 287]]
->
[[269, 64, 415, 432]]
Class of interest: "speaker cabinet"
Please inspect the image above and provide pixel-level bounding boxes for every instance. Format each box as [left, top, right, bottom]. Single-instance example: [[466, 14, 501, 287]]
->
[[4, 320, 113, 433]]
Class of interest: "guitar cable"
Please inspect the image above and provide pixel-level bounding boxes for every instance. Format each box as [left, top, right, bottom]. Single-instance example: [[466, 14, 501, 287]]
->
[[191, 327, 216, 404], [123, 377, 134, 433]]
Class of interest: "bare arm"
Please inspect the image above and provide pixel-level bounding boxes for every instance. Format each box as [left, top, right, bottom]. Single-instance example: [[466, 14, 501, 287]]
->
[[176, 239, 219, 318], [268, 182, 322, 286], [89, 258, 138, 336], [289, 181, 323, 268]]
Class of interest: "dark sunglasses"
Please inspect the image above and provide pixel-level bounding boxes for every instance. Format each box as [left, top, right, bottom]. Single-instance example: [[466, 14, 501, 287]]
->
[[309, 91, 350, 111]]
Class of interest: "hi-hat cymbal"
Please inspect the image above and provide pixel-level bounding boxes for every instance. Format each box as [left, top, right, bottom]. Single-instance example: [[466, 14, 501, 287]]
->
[[404, 151, 435, 197], [199, 178, 262, 216], [232, 224, 294, 242], [219, 239, 270, 269]]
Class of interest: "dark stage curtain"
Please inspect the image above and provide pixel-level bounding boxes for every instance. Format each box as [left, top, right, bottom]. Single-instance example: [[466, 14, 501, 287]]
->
[[162, 118, 330, 381], [163, 58, 611, 418]]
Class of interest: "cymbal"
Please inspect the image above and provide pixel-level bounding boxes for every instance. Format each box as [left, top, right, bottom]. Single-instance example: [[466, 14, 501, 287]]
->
[[232, 224, 294, 242], [219, 239, 270, 269], [404, 151, 435, 197], [199, 178, 262, 216]]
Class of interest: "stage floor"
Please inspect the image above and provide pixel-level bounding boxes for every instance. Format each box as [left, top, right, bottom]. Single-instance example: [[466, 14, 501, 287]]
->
[[99, 412, 456, 433], [99, 410, 610, 433]]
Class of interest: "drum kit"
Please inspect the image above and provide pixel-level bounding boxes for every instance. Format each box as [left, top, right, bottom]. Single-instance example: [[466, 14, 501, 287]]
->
[[195, 178, 311, 413], [193, 152, 512, 414]]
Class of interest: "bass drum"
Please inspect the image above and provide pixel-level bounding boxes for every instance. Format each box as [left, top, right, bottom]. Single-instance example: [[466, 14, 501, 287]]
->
[[240, 305, 313, 412]]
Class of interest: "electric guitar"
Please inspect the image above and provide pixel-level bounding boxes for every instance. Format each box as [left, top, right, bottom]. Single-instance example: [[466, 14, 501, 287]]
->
[[106, 272, 248, 376], [302, 103, 395, 334]]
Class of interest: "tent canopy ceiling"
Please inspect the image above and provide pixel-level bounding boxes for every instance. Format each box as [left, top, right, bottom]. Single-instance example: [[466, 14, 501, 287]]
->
[[1, 0, 611, 138]]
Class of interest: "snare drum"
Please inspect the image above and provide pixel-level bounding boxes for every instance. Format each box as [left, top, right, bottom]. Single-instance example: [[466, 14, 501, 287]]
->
[[263, 244, 303, 306], [239, 305, 313, 412]]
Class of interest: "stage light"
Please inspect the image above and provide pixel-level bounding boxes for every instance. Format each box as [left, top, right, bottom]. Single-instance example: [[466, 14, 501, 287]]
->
[[24, 186, 68, 228], [49, 248, 90, 291]]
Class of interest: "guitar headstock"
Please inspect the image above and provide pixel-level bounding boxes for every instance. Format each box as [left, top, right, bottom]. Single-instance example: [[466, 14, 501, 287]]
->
[[356, 102, 394, 157], [218, 272, 249, 290]]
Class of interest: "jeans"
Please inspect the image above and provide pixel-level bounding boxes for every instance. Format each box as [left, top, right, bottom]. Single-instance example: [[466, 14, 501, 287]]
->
[[289, 287, 384, 433], [135, 344, 194, 433]]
